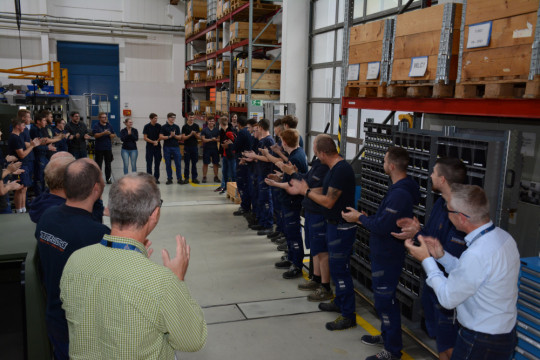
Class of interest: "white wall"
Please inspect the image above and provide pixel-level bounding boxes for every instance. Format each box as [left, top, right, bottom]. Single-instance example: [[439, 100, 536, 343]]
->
[[0, 0, 185, 130], [281, 0, 309, 139]]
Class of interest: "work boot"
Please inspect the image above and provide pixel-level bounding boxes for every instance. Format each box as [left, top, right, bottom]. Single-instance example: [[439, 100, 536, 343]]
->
[[361, 335, 384, 346], [365, 350, 401, 360], [307, 286, 334, 302], [214, 176, 220, 182], [274, 260, 291, 269], [277, 243, 288, 252], [192, 178, 200, 184], [298, 280, 320, 291], [257, 228, 273, 236], [166, 179, 173, 185], [267, 231, 282, 239], [282, 265, 302, 279], [234, 208, 248, 216], [318, 300, 340, 313], [325, 315, 356, 331]]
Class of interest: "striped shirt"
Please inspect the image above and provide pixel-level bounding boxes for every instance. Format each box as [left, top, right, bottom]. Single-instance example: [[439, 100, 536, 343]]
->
[[60, 234, 207, 359]]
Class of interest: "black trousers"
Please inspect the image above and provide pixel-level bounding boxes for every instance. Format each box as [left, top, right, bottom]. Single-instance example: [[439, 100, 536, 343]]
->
[[95, 149, 113, 181]]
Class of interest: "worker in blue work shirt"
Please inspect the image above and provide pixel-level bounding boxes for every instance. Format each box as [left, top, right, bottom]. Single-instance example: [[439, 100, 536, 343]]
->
[[264, 119, 285, 240], [92, 112, 116, 184], [287, 134, 358, 331], [243, 118, 275, 235], [391, 157, 467, 360], [232, 116, 253, 216], [342, 146, 420, 360], [143, 113, 162, 184], [264, 129, 308, 279], [159, 112, 183, 185], [242, 119, 260, 227]]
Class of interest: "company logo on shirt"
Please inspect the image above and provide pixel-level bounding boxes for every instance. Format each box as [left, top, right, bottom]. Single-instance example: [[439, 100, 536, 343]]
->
[[385, 207, 397, 214], [39, 231, 68, 251]]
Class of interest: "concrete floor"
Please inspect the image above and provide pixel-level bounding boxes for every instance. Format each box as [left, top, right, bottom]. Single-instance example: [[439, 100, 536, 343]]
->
[[99, 142, 436, 360]]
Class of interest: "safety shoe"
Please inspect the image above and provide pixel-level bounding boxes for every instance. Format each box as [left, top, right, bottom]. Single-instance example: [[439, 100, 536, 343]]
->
[[365, 350, 401, 360], [275, 260, 291, 269], [155, 180, 160, 184], [308, 286, 334, 302], [178, 179, 184, 185], [202, 177, 207, 183], [166, 179, 173, 185], [325, 315, 356, 331], [274, 237, 287, 245], [192, 179, 200, 184], [298, 280, 320, 291], [214, 176, 220, 182], [257, 228, 273, 236], [361, 335, 384, 346], [277, 243, 288, 252], [234, 208, 248, 216], [249, 224, 264, 230], [318, 300, 340, 313], [267, 231, 282, 239], [283, 265, 302, 279]]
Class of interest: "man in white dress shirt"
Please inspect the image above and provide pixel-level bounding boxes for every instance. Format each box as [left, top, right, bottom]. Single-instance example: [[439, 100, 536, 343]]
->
[[405, 184, 519, 360]]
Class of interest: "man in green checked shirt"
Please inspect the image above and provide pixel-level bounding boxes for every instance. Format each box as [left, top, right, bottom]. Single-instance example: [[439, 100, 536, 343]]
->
[[60, 173, 207, 359]]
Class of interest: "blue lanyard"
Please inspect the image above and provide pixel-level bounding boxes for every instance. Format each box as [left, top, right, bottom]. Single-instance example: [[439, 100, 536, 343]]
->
[[100, 239, 142, 254], [469, 224, 496, 245]]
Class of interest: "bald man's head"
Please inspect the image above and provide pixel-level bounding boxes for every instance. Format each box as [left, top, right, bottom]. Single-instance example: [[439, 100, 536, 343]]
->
[[50, 151, 75, 161], [45, 157, 75, 191], [64, 158, 103, 201]]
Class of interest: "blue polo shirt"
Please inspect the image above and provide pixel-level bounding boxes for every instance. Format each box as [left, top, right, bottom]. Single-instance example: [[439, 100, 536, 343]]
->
[[92, 122, 115, 151], [322, 159, 356, 223], [30, 125, 48, 158], [161, 123, 180, 147], [280, 147, 308, 209]]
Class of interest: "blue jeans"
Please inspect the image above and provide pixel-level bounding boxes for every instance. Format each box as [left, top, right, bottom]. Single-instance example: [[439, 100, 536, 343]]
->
[[256, 175, 273, 228], [121, 149, 138, 174], [283, 206, 304, 268], [145, 146, 162, 180], [326, 223, 357, 320], [220, 157, 236, 188], [451, 326, 516, 360], [183, 145, 198, 180], [163, 146, 182, 180], [422, 282, 459, 353], [371, 255, 406, 358], [236, 163, 251, 211]]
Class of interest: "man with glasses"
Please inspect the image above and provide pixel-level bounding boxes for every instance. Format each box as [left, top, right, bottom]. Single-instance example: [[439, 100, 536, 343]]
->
[[342, 146, 420, 360], [405, 184, 520, 360], [60, 173, 207, 358], [391, 157, 467, 360], [35, 158, 110, 359]]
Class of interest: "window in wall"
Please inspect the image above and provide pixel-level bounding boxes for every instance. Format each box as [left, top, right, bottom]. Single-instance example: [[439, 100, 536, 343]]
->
[[311, 68, 334, 98], [313, 0, 338, 29], [338, 0, 345, 23], [334, 67, 342, 98], [366, 0, 399, 15], [336, 29, 344, 62], [354, 0, 365, 18], [310, 103, 333, 133], [312, 32, 336, 64]]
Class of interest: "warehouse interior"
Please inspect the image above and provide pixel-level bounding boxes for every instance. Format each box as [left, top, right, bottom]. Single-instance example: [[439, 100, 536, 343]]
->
[[1, 0, 540, 359]]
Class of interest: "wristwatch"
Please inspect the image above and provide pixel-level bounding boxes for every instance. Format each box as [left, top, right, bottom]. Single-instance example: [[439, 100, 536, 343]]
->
[[305, 188, 311, 197]]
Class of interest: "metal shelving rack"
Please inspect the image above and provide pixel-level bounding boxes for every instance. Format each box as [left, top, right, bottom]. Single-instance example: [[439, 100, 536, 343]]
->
[[184, 0, 282, 117]]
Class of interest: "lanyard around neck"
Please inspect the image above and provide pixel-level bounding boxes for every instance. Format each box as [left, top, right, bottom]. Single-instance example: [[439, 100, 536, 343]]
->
[[100, 239, 142, 254], [469, 224, 495, 245]]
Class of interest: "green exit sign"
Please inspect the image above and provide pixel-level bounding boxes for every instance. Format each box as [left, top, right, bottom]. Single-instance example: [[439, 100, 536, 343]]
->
[[251, 100, 262, 106]]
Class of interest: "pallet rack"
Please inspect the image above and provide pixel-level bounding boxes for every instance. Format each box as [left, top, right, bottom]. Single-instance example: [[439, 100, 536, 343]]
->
[[184, 0, 282, 118]]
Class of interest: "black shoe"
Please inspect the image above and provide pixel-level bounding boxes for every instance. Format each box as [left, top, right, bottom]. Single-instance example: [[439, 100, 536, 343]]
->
[[219, 189, 226, 194], [257, 228, 273, 236], [234, 208, 248, 216], [166, 179, 173, 185], [283, 265, 302, 279], [325, 315, 356, 331], [155, 180, 160, 184], [202, 177, 207, 183], [280, 255, 288, 261], [318, 300, 341, 313], [267, 231, 282, 239], [277, 243, 288, 252], [274, 260, 292, 269], [275, 237, 287, 245], [365, 350, 401, 360], [250, 224, 265, 231], [106, 179, 112, 184], [192, 179, 200, 184], [214, 176, 220, 182], [361, 335, 384, 346], [214, 186, 223, 192], [178, 179, 184, 184]]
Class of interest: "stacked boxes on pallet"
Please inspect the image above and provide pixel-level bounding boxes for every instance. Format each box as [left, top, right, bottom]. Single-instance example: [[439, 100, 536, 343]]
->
[[230, 58, 280, 108], [216, 90, 228, 114], [230, 22, 277, 43], [187, 0, 206, 37], [456, 0, 540, 98], [207, 59, 215, 81], [516, 257, 540, 359], [206, 30, 217, 54], [216, 60, 230, 79]]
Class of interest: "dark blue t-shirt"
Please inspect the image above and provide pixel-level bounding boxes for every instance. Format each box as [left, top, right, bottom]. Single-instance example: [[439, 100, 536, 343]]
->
[[280, 147, 308, 209], [30, 126, 48, 158], [234, 128, 253, 159], [322, 159, 356, 222], [120, 128, 139, 150], [35, 204, 110, 333], [53, 128, 68, 152], [22, 128, 35, 162], [182, 123, 200, 147], [143, 122, 162, 148], [256, 135, 275, 177], [161, 123, 180, 147], [92, 122, 115, 151], [8, 133, 32, 165], [201, 126, 219, 151], [299, 159, 329, 214]]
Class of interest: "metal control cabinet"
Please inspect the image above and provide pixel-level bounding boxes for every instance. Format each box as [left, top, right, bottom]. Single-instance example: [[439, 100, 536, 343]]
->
[[516, 257, 540, 360]]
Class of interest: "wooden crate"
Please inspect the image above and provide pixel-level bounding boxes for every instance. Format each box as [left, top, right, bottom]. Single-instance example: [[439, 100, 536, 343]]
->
[[251, 93, 280, 101], [457, 0, 540, 98], [389, 3, 462, 98], [187, 70, 206, 81], [194, 20, 207, 34], [185, 20, 194, 38], [236, 71, 280, 91], [230, 22, 277, 43], [226, 182, 241, 204], [217, 0, 223, 19], [206, 68, 215, 80], [216, 60, 231, 78], [207, 59, 215, 69], [193, 72, 207, 82], [206, 42, 217, 54], [187, 0, 207, 20], [193, 100, 214, 112], [237, 58, 281, 71], [347, 19, 391, 97]]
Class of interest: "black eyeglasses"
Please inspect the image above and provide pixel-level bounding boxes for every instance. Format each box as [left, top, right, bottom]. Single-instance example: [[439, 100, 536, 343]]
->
[[443, 201, 470, 218]]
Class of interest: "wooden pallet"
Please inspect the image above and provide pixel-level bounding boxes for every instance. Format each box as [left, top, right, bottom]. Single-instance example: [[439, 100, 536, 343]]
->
[[385, 81, 455, 98], [236, 67, 280, 74], [229, 102, 246, 107], [455, 76, 540, 99], [236, 89, 278, 95], [345, 82, 386, 98]]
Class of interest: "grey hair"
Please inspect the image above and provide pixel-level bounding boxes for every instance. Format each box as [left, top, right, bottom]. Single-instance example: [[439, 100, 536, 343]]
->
[[449, 184, 490, 224], [109, 173, 161, 229]]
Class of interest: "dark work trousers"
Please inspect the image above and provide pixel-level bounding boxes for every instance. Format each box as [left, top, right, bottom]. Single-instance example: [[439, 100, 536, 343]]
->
[[271, 187, 284, 233], [371, 255, 405, 358], [304, 211, 327, 255], [33, 155, 48, 196], [94, 150, 113, 181], [452, 326, 516, 360], [250, 170, 259, 218], [326, 223, 357, 320], [283, 206, 304, 268], [236, 163, 251, 211], [256, 175, 273, 229], [145, 145, 162, 181], [183, 145, 198, 180]]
